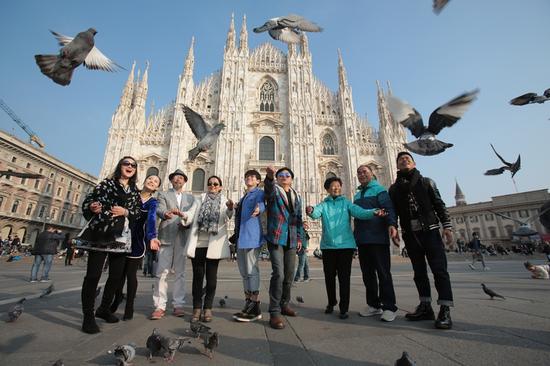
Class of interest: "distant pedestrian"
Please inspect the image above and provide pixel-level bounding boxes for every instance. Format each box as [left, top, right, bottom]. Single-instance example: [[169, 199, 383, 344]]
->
[[469, 232, 489, 271], [64, 233, 74, 266], [294, 221, 310, 283], [30, 226, 64, 282]]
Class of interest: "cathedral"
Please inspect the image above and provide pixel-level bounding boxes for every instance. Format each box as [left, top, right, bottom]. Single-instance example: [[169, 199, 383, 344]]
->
[[99, 14, 407, 215]]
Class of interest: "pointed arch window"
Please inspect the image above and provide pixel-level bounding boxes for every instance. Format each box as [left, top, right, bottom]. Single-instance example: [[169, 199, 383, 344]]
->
[[259, 136, 275, 161], [192, 168, 205, 192], [259, 81, 276, 112], [322, 133, 338, 155]]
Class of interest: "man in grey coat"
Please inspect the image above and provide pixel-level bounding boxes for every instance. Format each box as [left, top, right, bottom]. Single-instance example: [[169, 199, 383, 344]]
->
[[151, 169, 199, 319], [30, 226, 64, 282]]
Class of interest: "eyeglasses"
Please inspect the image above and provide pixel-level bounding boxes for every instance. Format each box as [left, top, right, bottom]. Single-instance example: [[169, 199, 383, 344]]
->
[[277, 173, 292, 178], [122, 161, 137, 168], [207, 182, 220, 187]]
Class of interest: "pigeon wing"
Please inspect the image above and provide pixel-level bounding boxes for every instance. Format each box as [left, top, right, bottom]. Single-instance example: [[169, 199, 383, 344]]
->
[[490, 144, 512, 166], [510, 93, 537, 105], [83, 46, 124, 72], [510, 155, 521, 177], [269, 28, 301, 44], [183, 105, 210, 139], [428, 89, 479, 135], [386, 95, 425, 138], [484, 167, 506, 176], [433, 0, 450, 14], [488, 210, 525, 225], [278, 14, 323, 32], [404, 139, 452, 156], [50, 30, 74, 46]]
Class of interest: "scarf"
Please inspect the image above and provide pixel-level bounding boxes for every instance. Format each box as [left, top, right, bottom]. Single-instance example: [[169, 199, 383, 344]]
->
[[395, 168, 422, 221], [197, 193, 221, 234]]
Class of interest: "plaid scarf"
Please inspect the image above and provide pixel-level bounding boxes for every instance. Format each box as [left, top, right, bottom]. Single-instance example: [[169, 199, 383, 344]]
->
[[197, 193, 221, 234]]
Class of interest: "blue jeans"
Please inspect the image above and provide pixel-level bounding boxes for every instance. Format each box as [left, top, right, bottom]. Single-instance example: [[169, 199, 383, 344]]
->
[[30, 254, 54, 280], [268, 243, 296, 316], [294, 251, 309, 281], [237, 247, 261, 293]]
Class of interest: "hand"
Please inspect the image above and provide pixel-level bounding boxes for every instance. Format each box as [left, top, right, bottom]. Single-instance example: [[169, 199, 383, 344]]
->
[[226, 199, 234, 210], [306, 206, 313, 215], [150, 238, 160, 251], [111, 206, 127, 217], [164, 211, 174, 219], [251, 203, 260, 217], [389, 226, 400, 247], [374, 208, 387, 217], [443, 228, 453, 246], [297, 241, 302, 251], [266, 166, 276, 179], [89, 201, 102, 214]]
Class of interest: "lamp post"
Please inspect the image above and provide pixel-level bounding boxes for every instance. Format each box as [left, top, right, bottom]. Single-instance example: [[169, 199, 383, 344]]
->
[[41, 215, 51, 232]]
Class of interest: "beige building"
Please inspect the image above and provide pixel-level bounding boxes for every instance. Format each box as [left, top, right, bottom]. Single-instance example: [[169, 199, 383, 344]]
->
[[0, 129, 97, 246], [448, 182, 550, 245]]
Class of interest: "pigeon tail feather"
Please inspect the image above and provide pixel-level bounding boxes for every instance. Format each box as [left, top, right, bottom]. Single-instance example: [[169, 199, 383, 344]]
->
[[35, 54, 73, 86]]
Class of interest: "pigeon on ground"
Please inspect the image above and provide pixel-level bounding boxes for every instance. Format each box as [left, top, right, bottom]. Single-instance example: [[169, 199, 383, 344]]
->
[[51, 360, 64, 366], [35, 28, 123, 86], [510, 89, 550, 105], [7, 298, 26, 322], [203, 332, 219, 359], [40, 284, 54, 298], [433, 0, 450, 14], [190, 320, 211, 336], [0, 171, 45, 180], [296, 296, 304, 303], [182, 105, 225, 161], [395, 351, 416, 366], [146, 328, 162, 360], [113, 343, 136, 366], [387, 90, 479, 155], [253, 14, 323, 44], [219, 296, 227, 307], [481, 283, 505, 300], [484, 144, 521, 178], [158, 333, 189, 362]]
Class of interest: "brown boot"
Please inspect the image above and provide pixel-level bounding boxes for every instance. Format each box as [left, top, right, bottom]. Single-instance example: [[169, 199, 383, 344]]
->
[[191, 308, 201, 322], [270, 316, 285, 329], [281, 306, 297, 317], [202, 309, 213, 323]]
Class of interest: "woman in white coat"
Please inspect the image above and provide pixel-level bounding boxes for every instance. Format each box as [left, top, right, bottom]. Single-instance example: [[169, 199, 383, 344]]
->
[[187, 175, 234, 322]]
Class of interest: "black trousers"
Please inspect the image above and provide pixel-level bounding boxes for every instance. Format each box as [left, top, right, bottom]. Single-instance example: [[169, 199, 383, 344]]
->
[[81, 251, 126, 315], [403, 229, 454, 306], [322, 248, 354, 313], [357, 244, 398, 312], [65, 248, 73, 265], [112, 257, 140, 314], [191, 247, 220, 310]]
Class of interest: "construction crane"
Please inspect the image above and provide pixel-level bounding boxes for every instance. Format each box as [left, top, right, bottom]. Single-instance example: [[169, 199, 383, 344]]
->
[[0, 98, 45, 148]]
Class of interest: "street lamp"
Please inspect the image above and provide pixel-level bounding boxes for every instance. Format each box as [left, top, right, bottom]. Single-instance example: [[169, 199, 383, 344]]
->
[[41, 215, 51, 232]]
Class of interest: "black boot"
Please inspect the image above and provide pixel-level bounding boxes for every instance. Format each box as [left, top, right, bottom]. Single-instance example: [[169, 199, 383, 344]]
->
[[405, 302, 435, 321], [110, 292, 123, 314], [95, 307, 119, 323], [123, 304, 134, 321], [82, 313, 100, 334], [435, 305, 452, 329]]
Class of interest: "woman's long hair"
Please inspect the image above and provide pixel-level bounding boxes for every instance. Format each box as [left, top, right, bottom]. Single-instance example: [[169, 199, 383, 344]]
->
[[110, 156, 138, 187]]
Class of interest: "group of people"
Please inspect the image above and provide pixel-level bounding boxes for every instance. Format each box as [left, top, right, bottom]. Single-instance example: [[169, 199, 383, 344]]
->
[[76, 150, 456, 334]]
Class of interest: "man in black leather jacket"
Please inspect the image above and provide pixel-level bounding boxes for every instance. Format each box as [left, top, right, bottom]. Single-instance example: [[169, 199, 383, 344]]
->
[[30, 226, 64, 282], [389, 152, 454, 329]]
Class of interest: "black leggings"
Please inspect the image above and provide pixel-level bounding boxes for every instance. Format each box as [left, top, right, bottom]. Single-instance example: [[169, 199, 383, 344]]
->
[[322, 248, 354, 313], [191, 248, 220, 310], [81, 251, 126, 315], [112, 257, 141, 314]]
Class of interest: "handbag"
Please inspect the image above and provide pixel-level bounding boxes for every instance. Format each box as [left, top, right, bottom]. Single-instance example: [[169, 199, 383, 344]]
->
[[73, 217, 132, 252]]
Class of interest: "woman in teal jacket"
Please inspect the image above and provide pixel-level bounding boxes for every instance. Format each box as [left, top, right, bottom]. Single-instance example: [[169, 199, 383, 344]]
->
[[306, 176, 385, 319]]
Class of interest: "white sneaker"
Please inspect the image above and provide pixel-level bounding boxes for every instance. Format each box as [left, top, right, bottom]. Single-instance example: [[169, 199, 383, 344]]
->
[[359, 306, 383, 317], [381, 310, 396, 322], [483, 267, 490, 271], [468, 264, 476, 270]]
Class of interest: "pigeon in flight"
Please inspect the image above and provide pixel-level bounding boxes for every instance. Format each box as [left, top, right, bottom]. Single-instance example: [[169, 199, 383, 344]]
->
[[40, 284, 54, 298], [481, 283, 505, 300], [433, 0, 450, 14], [539, 200, 550, 231], [35, 28, 123, 86], [146, 328, 162, 360], [203, 332, 219, 359], [395, 351, 416, 366], [113, 343, 136, 366], [488, 208, 550, 235], [510, 89, 550, 106], [7, 298, 26, 322], [182, 105, 225, 161], [484, 144, 521, 178], [0, 171, 45, 180], [253, 14, 323, 44], [387, 90, 479, 155]]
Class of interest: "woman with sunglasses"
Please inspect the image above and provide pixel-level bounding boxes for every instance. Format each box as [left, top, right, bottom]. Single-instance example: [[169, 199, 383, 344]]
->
[[186, 175, 234, 322], [110, 173, 162, 320], [78, 156, 141, 334]]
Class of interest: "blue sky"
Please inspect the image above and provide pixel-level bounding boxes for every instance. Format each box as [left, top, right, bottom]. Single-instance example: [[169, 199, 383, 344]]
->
[[1, 0, 549, 205]]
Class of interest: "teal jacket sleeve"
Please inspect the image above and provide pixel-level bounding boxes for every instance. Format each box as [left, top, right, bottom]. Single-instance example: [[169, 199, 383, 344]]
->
[[308, 202, 324, 220], [348, 199, 375, 220]]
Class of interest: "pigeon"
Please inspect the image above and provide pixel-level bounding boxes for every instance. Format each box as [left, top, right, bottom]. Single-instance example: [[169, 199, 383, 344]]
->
[[484, 144, 521, 178], [219, 296, 227, 307], [539, 200, 550, 231], [113, 343, 136, 366], [7, 298, 26, 322], [433, 0, 450, 14], [190, 320, 211, 336], [510, 89, 550, 106], [0, 171, 45, 180], [146, 328, 162, 360], [35, 28, 123, 86], [158, 333, 189, 362], [296, 296, 304, 303], [395, 351, 416, 366], [182, 105, 225, 161], [203, 332, 219, 359], [40, 284, 54, 298], [95, 286, 102, 299], [481, 283, 505, 300], [51, 360, 64, 366], [387, 90, 479, 156], [253, 14, 323, 44]]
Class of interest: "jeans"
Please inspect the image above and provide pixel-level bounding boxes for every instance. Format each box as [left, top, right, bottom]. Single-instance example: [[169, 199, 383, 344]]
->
[[236, 247, 261, 293], [357, 244, 397, 312], [268, 243, 296, 316], [294, 251, 309, 281], [471, 250, 487, 268], [322, 248, 354, 313], [30, 254, 54, 280], [143, 250, 157, 276], [403, 230, 454, 306], [191, 248, 220, 309]]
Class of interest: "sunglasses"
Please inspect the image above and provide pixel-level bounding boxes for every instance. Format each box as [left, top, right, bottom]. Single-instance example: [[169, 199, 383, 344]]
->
[[122, 161, 137, 168], [277, 173, 292, 178], [207, 182, 220, 187]]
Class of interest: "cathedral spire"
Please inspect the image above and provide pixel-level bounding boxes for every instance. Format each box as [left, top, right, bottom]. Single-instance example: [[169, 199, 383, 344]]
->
[[183, 36, 195, 78], [225, 12, 236, 51], [300, 33, 309, 55], [239, 14, 248, 51], [455, 179, 467, 206], [134, 62, 149, 111], [337, 49, 348, 87], [386, 80, 393, 96], [118, 61, 135, 110]]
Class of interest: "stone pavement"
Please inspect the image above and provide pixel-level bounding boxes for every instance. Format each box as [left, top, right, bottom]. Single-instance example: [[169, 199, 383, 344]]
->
[[0, 254, 549, 365]]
